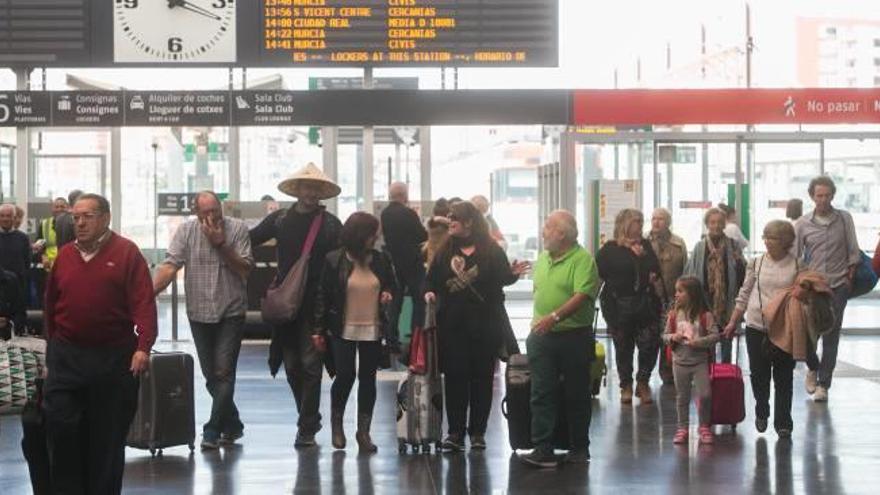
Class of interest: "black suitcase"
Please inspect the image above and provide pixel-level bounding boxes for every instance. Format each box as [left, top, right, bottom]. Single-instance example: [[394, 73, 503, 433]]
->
[[126, 352, 196, 457], [501, 354, 568, 450], [21, 378, 51, 495]]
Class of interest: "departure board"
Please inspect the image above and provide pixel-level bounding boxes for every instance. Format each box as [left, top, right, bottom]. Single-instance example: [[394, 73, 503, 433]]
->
[[258, 0, 558, 66]]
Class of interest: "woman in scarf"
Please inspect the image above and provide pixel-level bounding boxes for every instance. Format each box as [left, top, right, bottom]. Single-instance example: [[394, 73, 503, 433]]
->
[[684, 207, 745, 363], [424, 201, 529, 452], [597, 209, 663, 405]]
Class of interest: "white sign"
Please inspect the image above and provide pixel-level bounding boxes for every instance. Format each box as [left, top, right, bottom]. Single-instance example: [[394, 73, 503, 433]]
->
[[597, 179, 640, 248]]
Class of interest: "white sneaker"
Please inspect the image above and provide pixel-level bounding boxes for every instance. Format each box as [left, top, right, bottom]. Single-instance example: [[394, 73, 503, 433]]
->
[[813, 386, 828, 402], [805, 370, 818, 395]]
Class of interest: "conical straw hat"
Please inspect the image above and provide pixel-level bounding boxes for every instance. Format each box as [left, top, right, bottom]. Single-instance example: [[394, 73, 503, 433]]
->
[[277, 162, 341, 200]]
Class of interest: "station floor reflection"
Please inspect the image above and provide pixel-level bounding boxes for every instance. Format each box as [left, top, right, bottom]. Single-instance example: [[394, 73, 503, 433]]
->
[[2, 337, 880, 494]]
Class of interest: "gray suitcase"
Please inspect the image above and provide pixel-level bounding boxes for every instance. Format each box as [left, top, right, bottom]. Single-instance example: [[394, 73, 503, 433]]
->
[[126, 352, 195, 457], [396, 322, 443, 454]]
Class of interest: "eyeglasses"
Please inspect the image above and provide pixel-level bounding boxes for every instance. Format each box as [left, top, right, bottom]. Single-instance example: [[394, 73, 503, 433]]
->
[[72, 212, 102, 222], [447, 214, 461, 222]]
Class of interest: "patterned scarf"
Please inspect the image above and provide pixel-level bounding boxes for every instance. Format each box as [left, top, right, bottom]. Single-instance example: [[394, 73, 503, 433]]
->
[[705, 236, 728, 321]]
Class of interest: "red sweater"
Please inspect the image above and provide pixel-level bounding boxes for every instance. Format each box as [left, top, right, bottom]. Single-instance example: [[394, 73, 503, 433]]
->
[[45, 233, 157, 353]]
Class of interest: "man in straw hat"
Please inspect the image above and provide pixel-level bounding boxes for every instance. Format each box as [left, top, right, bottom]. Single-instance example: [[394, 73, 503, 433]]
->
[[250, 163, 343, 447]]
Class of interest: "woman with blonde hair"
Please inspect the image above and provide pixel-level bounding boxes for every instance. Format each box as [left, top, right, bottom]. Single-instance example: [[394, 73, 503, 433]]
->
[[597, 208, 663, 404]]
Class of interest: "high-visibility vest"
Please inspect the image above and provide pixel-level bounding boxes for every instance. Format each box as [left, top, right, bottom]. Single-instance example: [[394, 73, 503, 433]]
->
[[41, 217, 58, 266]]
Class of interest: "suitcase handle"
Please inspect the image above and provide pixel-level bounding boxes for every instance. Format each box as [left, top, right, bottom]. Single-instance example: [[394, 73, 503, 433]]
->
[[501, 397, 509, 419]]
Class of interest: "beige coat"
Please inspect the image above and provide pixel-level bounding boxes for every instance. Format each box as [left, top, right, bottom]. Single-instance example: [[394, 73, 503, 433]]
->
[[650, 231, 688, 303]]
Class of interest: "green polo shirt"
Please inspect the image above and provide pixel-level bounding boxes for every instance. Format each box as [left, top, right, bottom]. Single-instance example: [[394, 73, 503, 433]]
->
[[532, 245, 600, 332]]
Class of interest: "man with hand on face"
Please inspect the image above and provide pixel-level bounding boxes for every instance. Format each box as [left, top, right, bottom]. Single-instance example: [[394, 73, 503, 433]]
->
[[154, 191, 254, 449], [43, 193, 156, 494], [521, 210, 600, 469]]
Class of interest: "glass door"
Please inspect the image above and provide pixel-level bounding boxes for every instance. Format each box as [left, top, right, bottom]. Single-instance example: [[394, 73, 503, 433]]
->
[[0, 143, 13, 202]]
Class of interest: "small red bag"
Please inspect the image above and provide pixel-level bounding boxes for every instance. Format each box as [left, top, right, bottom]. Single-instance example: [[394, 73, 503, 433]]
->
[[408, 327, 427, 374]]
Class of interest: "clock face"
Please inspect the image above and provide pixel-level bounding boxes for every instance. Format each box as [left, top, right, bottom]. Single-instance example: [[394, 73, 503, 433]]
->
[[113, 0, 237, 63]]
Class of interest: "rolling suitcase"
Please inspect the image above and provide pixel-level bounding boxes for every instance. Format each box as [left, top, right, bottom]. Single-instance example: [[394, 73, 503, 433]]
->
[[501, 353, 568, 450], [127, 352, 196, 457], [396, 306, 443, 454], [709, 335, 745, 430], [591, 340, 607, 397], [20, 378, 50, 495]]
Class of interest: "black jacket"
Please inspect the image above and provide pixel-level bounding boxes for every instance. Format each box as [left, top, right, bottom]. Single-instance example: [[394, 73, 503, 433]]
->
[[313, 248, 399, 342], [380, 202, 427, 283], [0, 269, 27, 339]]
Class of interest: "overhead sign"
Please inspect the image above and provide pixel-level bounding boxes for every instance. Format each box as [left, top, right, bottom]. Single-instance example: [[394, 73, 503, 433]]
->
[[0, 89, 570, 127], [679, 201, 713, 209], [125, 91, 231, 126], [573, 89, 880, 125], [53, 92, 124, 126], [258, 0, 558, 67], [0, 92, 51, 126], [1, 0, 559, 68]]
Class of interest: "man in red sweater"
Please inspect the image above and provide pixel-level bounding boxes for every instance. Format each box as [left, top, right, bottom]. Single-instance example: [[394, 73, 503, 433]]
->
[[43, 193, 156, 494]]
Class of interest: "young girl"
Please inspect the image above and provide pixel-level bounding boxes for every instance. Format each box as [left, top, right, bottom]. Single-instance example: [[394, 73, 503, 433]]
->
[[663, 276, 720, 445]]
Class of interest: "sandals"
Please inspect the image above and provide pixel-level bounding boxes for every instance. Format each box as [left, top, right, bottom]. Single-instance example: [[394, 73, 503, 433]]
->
[[673, 428, 688, 444], [698, 426, 714, 445]]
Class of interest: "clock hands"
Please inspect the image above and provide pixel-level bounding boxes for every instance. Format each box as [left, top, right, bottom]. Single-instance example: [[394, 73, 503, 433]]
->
[[167, 0, 221, 21]]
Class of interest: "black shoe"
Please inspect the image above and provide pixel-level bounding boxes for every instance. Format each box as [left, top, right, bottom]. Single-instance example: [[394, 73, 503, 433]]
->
[[565, 448, 591, 464], [755, 418, 768, 433], [220, 430, 244, 445], [470, 435, 486, 450], [294, 430, 317, 448], [520, 448, 559, 469], [442, 434, 464, 452]]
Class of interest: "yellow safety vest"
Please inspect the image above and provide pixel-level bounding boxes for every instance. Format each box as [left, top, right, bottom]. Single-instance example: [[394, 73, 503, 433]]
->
[[41, 217, 58, 267]]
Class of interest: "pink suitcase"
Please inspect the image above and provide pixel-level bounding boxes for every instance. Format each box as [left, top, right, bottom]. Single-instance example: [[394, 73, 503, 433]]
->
[[709, 336, 745, 429]]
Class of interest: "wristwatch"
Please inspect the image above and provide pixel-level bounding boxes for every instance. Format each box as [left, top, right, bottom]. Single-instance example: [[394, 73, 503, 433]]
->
[[551, 311, 561, 322]]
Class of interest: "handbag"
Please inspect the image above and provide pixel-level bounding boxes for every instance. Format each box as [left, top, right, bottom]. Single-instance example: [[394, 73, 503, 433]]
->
[[0, 339, 44, 415], [850, 251, 878, 299], [408, 302, 437, 375], [260, 212, 324, 325]]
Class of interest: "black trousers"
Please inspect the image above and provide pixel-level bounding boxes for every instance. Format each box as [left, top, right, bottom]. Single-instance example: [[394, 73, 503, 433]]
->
[[279, 320, 324, 435], [526, 328, 593, 451], [745, 327, 795, 431], [43, 340, 138, 495], [443, 339, 497, 437], [330, 337, 382, 416], [609, 319, 661, 387]]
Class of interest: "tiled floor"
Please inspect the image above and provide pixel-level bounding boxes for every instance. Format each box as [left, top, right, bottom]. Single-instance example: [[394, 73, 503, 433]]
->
[[4, 333, 880, 494]]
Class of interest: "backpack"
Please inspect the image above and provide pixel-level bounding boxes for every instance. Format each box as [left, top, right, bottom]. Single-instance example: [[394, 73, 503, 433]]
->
[[665, 310, 711, 364]]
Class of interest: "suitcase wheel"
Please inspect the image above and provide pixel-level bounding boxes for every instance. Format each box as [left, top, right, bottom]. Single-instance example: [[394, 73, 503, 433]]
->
[[731, 425, 737, 433], [435, 441, 442, 454], [188, 443, 195, 452], [413, 444, 421, 454], [398, 441, 407, 454], [421, 441, 431, 454], [149, 448, 157, 458]]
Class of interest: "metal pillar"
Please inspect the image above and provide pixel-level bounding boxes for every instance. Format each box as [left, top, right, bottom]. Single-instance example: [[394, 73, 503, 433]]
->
[[652, 142, 660, 209], [419, 126, 431, 201], [322, 126, 338, 214], [228, 68, 242, 200], [734, 141, 743, 219], [362, 68, 375, 214], [666, 161, 673, 212], [110, 128, 121, 232], [819, 140, 826, 175], [558, 133, 577, 213], [14, 69, 29, 216]]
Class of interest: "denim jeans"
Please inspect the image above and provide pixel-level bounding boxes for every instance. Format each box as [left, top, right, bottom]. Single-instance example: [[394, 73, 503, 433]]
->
[[806, 285, 849, 389], [190, 315, 245, 436]]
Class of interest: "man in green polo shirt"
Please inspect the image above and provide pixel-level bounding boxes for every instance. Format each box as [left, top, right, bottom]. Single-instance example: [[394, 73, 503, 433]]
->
[[520, 210, 600, 469]]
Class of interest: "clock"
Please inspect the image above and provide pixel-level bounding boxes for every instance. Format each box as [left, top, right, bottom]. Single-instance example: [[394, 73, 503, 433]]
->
[[113, 0, 237, 63]]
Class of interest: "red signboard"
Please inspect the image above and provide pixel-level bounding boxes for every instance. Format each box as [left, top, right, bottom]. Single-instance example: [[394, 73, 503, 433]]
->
[[573, 88, 880, 125]]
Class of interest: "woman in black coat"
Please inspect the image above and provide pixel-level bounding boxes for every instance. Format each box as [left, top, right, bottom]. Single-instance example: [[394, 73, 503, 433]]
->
[[424, 201, 529, 452], [313, 212, 397, 453], [597, 208, 663, 406]]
